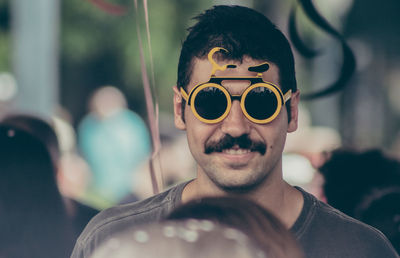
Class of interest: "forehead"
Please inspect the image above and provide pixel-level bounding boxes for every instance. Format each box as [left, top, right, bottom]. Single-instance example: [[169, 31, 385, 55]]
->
[[188, 56, 281, 91]]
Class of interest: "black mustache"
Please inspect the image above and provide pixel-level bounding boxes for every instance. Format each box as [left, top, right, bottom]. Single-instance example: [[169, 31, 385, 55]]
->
[[204, 134, 266, 155]]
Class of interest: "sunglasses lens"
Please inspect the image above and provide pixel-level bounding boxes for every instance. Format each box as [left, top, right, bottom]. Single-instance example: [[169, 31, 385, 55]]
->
[[244, 86, 278, 120], [194, 86, 227, 120]]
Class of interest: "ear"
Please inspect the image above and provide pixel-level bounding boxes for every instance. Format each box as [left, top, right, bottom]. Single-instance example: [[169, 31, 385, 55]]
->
[[287, 90, 300, 133], [173, 86, 186, 130]]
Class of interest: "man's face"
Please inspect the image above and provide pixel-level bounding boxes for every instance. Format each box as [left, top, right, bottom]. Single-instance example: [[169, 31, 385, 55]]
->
[[173, 56, 299, 192]]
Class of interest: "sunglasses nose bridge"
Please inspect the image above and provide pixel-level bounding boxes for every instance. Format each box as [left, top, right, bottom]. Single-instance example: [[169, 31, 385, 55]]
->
[[230, 95, 241, 102]]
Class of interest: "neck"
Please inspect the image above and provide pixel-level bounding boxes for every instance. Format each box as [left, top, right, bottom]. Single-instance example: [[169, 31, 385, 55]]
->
[[181, 164, 304, 228]]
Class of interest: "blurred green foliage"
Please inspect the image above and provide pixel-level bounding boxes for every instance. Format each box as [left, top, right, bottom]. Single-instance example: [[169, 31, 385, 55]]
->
[[0, 0, 10, 72], [61, 0, 216, 125]]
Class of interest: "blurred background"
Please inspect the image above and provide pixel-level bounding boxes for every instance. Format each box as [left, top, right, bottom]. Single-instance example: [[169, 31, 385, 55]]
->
[[0, 0, 400, 207]]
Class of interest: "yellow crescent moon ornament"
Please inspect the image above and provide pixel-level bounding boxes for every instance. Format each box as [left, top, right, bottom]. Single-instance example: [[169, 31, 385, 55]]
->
[[208, 47, 237, 76]]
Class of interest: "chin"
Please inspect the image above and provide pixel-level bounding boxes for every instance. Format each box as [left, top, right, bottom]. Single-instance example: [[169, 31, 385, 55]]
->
[[212, 175, 267, 194]]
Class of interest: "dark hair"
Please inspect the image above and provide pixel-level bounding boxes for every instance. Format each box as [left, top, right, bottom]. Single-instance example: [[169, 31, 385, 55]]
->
[[319, 148, 400, 217], [177, 5, 297, 121], [2, 114, 60, 168], [0, 125, 74, 258], [354, 188, 400, 253], [167, 196, 304, 258]]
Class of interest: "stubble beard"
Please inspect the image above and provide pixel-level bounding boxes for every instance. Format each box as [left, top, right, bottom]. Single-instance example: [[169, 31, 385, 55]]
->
[[200, 152, 276, 194], [197, 133, 274, 193]]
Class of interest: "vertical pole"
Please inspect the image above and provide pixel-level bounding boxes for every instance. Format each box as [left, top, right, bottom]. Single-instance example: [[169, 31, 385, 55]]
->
[[10, 0, 60, 118]]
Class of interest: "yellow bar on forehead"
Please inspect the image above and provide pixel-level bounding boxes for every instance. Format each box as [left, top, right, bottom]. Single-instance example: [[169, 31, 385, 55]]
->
[[248, 62, 270, 74], [208, 47, 271, 77]]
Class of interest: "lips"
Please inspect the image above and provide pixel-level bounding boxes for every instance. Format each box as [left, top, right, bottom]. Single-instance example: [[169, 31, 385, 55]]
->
[[217, 146, 256, 166]]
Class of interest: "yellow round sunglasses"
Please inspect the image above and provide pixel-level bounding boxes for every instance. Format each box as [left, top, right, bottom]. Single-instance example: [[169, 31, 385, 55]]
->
[[180, 47, 292, 124]]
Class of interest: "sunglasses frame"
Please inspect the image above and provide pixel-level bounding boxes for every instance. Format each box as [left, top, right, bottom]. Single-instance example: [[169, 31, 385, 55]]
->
[[179, 47, 292, 124], [181, 77, 292, 124]]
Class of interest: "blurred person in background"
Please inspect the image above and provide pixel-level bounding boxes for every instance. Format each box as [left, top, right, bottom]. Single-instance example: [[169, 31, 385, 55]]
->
[[129, 132, 196, 202], [0, 125, 75, 258], [1, 114, 99, 238], [72, 6, 398, 258], [354, 187, 400, 253], [91, 219, 267, 258], [319, 148, 400, 217], [51, 109, 98, 208], [120, 113, 196, 204], [78, 86, 151, 205], [167, 197, 304, 258], [319, 148, 400, 252]]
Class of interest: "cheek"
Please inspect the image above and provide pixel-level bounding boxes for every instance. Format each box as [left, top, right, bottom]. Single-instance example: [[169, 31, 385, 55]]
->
[[271, 124, 288, 151], [257, 116, 288, 150], [186, 127, 202, 150], [186, 124, 224, 159], [185, 117, 213, 152]]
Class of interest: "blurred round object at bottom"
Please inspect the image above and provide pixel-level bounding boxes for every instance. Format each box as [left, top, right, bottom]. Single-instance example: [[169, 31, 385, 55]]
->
[[91, 220, 266, 258]]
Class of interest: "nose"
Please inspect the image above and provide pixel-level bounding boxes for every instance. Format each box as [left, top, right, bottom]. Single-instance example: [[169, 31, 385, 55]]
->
[[220, 100, 251, 137]]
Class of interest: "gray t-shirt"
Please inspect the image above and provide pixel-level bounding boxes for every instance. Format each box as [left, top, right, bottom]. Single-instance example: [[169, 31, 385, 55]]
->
[[71, 181, 399, 258]]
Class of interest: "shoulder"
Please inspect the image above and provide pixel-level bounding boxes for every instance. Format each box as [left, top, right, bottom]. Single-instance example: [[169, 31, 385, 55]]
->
[[80, 191, 170, 243], [72, 181, 188, 258], [294, 188, 398, 258]]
